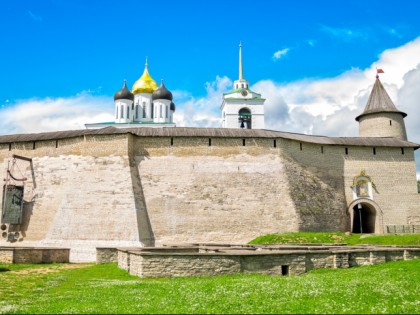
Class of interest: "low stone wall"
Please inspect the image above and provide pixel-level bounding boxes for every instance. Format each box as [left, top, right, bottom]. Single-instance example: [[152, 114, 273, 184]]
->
[[106, 245, 420, 278], [96, 248, 119, 264], [0, 247, 70, 264]]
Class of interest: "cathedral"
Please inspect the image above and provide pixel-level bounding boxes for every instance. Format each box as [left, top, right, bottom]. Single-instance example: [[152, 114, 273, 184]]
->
[[85, 58, 176, 129], [1, 44, 419, 262]]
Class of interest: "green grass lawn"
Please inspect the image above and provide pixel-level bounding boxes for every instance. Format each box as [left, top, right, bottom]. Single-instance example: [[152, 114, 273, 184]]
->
[[0, 260, 419, 314], [249, 232, 420, 246]]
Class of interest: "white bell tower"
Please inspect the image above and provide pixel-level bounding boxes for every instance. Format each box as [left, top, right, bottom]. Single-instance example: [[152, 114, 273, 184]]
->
[[221, 42, 265, 129]]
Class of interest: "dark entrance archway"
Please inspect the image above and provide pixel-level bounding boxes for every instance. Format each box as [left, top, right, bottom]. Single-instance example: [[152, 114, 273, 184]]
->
[[352, 203, 376, 233]]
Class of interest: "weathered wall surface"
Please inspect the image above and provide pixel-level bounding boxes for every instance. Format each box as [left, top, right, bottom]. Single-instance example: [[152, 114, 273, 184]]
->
[[343, 146, 419, 228], [279, 138, 419, 230], [0, 136, 145, 262], [0, 133, 418, 262], [135, 145, 299, 244]]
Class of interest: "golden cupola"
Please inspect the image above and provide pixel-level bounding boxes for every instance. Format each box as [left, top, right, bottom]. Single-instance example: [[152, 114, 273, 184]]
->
[[132, 58, 158, 94]]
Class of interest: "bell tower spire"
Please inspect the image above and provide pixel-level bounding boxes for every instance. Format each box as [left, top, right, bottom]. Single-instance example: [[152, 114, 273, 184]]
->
[[239, 41, 243, 80]]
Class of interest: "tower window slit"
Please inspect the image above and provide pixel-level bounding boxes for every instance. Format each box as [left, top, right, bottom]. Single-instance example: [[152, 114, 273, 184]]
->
[[171, 138, 173, 146], [55, 140, 58, 148], [401, 147, 405, 155], [273, 139, 276, 148], [321, 146, 324, 154], [9, 143, 11, 151], [345, 148, 348, 155], [243, 139, 246, 146], [373, 147, 376, 155], [300, 143, 302, 151], [390, 120, 392, 126], [209, 138, 212, 147], [33, 142, 36, 150]]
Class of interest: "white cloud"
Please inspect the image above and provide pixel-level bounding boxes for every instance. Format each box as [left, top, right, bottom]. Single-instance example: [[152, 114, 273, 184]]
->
[[320, 25, 368, 41], [27, 11, 43, 22], [272, 48, 290, 61], [307, 40, 316, 47], [173, 75, 231, 128], [0, 94, 113, 135]]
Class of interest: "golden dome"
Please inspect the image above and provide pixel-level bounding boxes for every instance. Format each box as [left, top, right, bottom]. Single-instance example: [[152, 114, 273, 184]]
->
[[132, 59, 158, 94]]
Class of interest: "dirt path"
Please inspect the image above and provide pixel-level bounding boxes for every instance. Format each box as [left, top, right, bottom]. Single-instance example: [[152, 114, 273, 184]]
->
[[10, 263, 93, 275]]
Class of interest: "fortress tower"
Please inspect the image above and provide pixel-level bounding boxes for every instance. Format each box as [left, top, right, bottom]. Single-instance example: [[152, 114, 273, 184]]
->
[[356, 73, 407, 140], [221, 43, 265, 129]]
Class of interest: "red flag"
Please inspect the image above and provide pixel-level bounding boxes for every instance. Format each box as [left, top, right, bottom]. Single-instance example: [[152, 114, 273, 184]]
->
[[377, 68, 384, 73]]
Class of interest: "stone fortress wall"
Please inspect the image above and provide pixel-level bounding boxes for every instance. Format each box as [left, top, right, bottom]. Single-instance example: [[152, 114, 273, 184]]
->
[[0, 130, 419, 261]]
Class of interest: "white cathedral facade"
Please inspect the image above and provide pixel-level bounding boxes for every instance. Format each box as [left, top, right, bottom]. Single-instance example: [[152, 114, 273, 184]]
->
[[86, 44, 266, 130]]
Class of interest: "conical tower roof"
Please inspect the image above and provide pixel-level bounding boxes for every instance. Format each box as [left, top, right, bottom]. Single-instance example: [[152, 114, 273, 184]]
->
[[355, 77, 406, 121]]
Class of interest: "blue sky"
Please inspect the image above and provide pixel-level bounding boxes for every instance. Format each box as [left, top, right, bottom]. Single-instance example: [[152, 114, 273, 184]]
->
[[1, 0, 419, 100], [1, 0, 420, 176]]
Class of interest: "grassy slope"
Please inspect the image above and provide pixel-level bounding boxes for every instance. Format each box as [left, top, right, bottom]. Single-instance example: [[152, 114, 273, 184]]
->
[[248, 232, 420, 246], [0, 260, 419, 314]]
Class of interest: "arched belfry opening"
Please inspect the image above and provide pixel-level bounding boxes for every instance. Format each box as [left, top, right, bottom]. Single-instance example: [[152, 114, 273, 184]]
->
[[352, 203, 376, 233], [239, 108, 252, 129]]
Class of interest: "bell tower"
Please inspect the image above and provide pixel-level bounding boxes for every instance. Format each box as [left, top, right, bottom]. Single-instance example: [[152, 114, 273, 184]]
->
[[221, 43, 265, 129]]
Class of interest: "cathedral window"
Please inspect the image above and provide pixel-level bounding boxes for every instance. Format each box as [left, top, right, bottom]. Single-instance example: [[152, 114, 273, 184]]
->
[[160, 105, 163, 118], [166, 105, 168, 118], [120, 105, 124, 119], [127, 106, 130, 119], [116, 107, 118, 119], [135, 105, 139, 119], [143, 102, 146, 118], [154, 106, 157, 118]]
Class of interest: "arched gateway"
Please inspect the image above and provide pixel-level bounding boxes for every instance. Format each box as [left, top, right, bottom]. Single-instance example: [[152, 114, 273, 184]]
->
[[348, 199, 383, 234]]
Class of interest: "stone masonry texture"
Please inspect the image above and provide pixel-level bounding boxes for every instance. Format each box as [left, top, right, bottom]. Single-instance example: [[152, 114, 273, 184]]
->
[[0, 133, 419, 261]]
